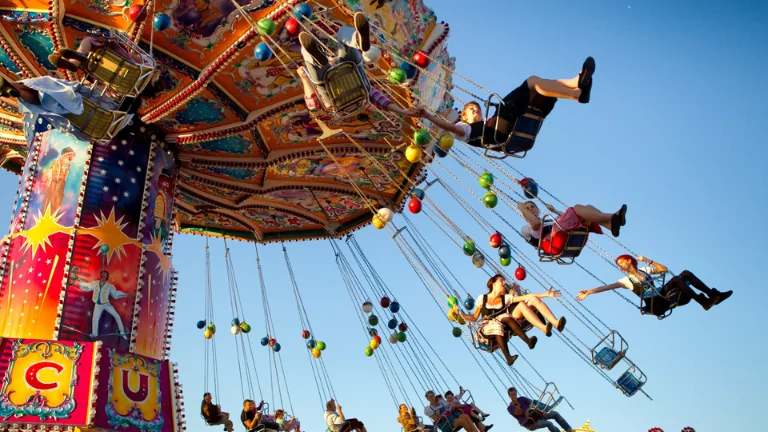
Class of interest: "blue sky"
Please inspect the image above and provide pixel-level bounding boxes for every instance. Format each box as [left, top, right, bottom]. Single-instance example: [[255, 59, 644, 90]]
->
[[0, 1, 765, 431]]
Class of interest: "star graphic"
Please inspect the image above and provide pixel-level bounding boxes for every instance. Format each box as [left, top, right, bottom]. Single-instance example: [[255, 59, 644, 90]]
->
[[121, 140, 127, 145], [14, 207, 72, 257], [123, 192, 129, 197], [97, 156, 104, 162], [129, 150, 135, 156], [100, 169, 106, 175], [78, 208, 141, 263], [130, 178, 136, 183], [103, 186, 109, 192], [115, 178, 121, 184], [112, 196, 118, 202], [46, 259, 51, 264], [136, 167, 142, 172]]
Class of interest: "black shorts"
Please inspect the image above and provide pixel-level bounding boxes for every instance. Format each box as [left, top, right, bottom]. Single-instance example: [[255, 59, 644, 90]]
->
[[497, 80, 557, 120], [339, 418, 364, 432]]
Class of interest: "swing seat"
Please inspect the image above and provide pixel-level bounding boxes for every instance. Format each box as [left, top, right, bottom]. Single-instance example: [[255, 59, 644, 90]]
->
[[594, 347, 621, 370], [590, 330, 628, 370], [84, 31, 155, 97], [529, 382, 565, 416], [639, 273, 680, 320], [481, 93, 545, 160], [615, 363, 646, 397], [308, 61, 370, 119], [537, 215, 589, 265], [530, 396, 564, 414], [64, 94, 130, 142], [518, 311, 546, 333]]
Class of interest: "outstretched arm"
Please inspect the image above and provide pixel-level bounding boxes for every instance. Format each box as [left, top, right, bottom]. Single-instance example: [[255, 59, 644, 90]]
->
[[638, 255, 668, 273], [577, 282, 624, 300], [512, 288, 560, 303], [384, 102, 418, 117], [418, 109, 466, 136]]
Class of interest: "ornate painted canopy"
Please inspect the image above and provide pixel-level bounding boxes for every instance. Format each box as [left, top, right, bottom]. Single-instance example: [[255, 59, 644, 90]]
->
[[0, 0, 454, 241]]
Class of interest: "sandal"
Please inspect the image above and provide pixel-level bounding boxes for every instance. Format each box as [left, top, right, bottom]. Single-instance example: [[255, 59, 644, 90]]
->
[[506, 354, 518, 366]]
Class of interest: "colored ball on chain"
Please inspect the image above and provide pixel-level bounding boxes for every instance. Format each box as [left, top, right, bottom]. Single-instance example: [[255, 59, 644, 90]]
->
[[489, 232, 502, 248], [374, 334, 382, 344], [372, 214, 386, 229], [362, 45, 381, 64], [433, 144, 448, 158], [196, 320, 206, 329], [398, 322, 408, 332], [447, 296, 458, 308], [413, 129, 430, 146], [388, 68, 407, 84], [408, 197, 422, 214], [515, 266, 527, 281], [464, 297, 475, 310], [312, 348, 321, 358], [269, 338, 276, 347], [207, 323, 216, 333], [368, 315, 379, 326], [261, 336, 269, 346], [498, 244, 511, 259], [463, 240, 476, 256], [257, 18, 277, 36], [368, 328, 378, 337], [389, 333, 398, 344], [254, 42, 273, 61], [457, 315, 466, 325], [231, 318, 240, 327], [397, 331, 407, 342], [307, 339, 316, 349], [472, 252, 485, 268], [412, 51, 429, 68], [231, 325, 240, 335], [452, 327, 462, 337], [400, 61, 417, 79], [272, 342, 281, 352], [411, 188, 425, 200], [500, 257, 512, 267], [362, 301, 373, 313], [387, 318, 398, 329], [292, 3, 313, 20], [447, 309, 458, 322], [100, 244, 110, 254], [240, 322, 252, 333], [128, 4, 148, 22], [317, 341, 326, 351], [478, 172, 494, 189], [204, 329, 213, 339], [438, 134, 454, 151], [389, 301, 400, 313], [520, 177, 539, 199], [380, 296, 391, 308], [378, 207, 394, 223], [302, 329, 311, 339], [364, 346, 374, 357], [405, 145, 422, 163], [284, 17, 300, 38], [369, 338, 379, 350], [153, 13, 171, 31], [482, 191, 498, 208]]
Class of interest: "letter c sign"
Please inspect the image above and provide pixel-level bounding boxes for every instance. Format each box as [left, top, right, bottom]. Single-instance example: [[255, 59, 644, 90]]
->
[[25, 362, 64, 391]]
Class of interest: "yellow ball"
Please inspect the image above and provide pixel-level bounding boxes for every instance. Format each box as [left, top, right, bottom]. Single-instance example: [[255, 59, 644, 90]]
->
[[204, 329, 213, 339], [370, 338, 380, 349], [447, 309, 458, 322], [372, 214, 386, 229], [457, 315, 467, 325], [438, 134, 454, 151], [312, 348, 321, 358], [405, 144, 423, 163]]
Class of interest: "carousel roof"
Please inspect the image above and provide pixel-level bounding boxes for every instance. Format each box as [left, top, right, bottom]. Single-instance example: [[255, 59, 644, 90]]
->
[[0, 0, 454, 242]]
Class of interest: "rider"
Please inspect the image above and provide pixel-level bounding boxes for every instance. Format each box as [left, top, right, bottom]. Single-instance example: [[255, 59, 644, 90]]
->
[[201, 392, 234, 432], [324, 399, 367, 432], [518, 201, 627, 247], [423, 390, 479, 432], [507, 387, 573, 432]]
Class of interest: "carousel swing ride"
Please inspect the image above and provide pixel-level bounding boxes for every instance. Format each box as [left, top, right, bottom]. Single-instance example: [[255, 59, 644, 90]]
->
[[0, 1, 711, 432]]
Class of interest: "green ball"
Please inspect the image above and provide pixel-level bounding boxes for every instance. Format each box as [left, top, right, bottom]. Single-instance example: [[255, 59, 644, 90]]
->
[[447, 296, 458, 308], [207, 323, 216, 333], [397, 331, 407, 342], [368, 315, 379, 326], [317, 341, 326, 351], [452, 327, 462, 337], [388, 67, 407, 84], [478, 172, 494, 189], [463, 240, 476, 256], [257, 18, 277, 36], [500, 257, 512, 267], [483, 191, 498, 208], [413, 129, 430, 146], [364, 346, 374, 357], [240, 323, 252, 333]]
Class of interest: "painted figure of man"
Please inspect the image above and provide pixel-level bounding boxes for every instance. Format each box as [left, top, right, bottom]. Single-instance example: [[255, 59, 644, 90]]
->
[[80, 270, 133, 339]]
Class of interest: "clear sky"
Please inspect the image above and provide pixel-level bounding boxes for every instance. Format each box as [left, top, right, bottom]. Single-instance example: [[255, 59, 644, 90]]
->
[[0, 1, 765, 431]]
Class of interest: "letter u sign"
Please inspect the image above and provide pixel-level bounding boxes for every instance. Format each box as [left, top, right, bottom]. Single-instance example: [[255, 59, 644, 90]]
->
[[121, 370, 150, 403]]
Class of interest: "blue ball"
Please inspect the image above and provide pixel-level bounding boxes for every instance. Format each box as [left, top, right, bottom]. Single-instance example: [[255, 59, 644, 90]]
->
[[433, 143, 448, 158], [389, 301, 400, 313], [100, 244, 110, 254], [411, 188, 425, 200], [231, 318, 240, 326], [400, 61, 417, 79], [387, 318, 398, 329], [153, 13, 171, 31], [254, 42, 273, 61], [272, 342, 281, 352], [521, 179, 539, 199], [307, 339, 316, 349], [368, 328, 378, 337], [260, 337, 269, 346], [292, 3, 313, 20], [196, 320, 206, 329], [498, 244, 511, 259], [463, 297, 475, 311]]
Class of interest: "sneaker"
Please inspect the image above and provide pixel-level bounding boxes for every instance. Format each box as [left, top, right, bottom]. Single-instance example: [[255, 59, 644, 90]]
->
[[353, 12, 371, 52], [528, 336, 538, 350], [578, 56, 595, 104], [556, 316, 567, 332], [484, 425, 494, 431], [298, 32, 328, 67], [712, 289, 733, 305], [544, 322, 553, 337]]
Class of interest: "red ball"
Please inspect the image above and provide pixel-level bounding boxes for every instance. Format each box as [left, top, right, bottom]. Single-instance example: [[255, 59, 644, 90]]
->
[[489, 232, 502, 248], [380, 296, 391, 308], [284, 18, 300, 37], [514, 266, 527, 281], [398, 322, 408, 332], [408, 198, 422, 214], [412, 51, 429, 68], [128, 4, 148, 22], [269, 338, 276, 347], [374, 334, 382, 344], [550, 231, 568, 255], [301, 330, 310, 339]]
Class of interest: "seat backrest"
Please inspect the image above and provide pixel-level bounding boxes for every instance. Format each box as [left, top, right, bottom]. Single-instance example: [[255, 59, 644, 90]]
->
[[323, 62, 370, 116], [616, 371, 644, 396]]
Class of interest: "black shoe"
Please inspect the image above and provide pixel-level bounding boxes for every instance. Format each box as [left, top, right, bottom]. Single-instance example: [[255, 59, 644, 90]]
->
[[617, 204, 627, 226], [0, 77, 18, 98], [610, 213, 621, 237], [59, 48, 88, 63], [712, 289, 733, 305], [578, 56, 595, 104], [353, 12, 371, 52], [48, 54, 79, 72], [528, 336, 538, 350], [544, 322, 553, 337], [506, 354, 518, 366], [556, 316, 566, 332], [299, 32, 328, 67], [484, 425, 494, 432]]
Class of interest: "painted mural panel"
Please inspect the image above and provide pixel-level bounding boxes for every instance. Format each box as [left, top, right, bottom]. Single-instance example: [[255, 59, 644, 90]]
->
[[132, 250, 173, 360], [142, 144, 177, 250]]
